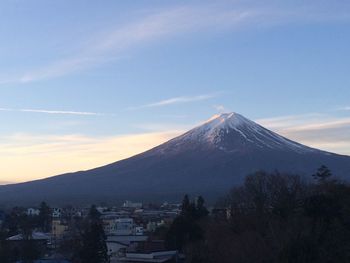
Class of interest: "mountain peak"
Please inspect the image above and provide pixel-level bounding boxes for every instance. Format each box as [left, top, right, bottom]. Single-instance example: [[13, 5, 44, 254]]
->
[[168, 112, 319, 154], [203, 112, 253, 130], [182, 112, 259, 145]]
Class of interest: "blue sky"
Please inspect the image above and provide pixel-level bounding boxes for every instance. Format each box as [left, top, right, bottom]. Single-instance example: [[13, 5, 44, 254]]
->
[[1, 0, 350, 183]]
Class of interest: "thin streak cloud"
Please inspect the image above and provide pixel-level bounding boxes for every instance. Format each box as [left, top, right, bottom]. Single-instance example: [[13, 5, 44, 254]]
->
[[336, 106, 350, 111], [0, 108, 101, 116], [127, 94, 217, 110]]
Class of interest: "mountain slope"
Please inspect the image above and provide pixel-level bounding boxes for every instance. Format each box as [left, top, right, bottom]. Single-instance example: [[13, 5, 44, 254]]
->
[[1, 113, 350, 205]]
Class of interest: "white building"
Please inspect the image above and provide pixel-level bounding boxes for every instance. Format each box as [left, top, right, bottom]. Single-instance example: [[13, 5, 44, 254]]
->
[[135, 226, 144, 236], [107, 235, 148, 260], [114, 218, 134, 235], [123, 200, 143, 209], [27, 208, 40, 216], [52, 208, 62, 218], [96, 206, 108, 213]]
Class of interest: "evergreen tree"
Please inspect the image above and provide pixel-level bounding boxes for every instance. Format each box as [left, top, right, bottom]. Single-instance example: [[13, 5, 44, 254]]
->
[[38, 201, 51, 232], [181, 195, 191, 216], [5, 207, 24, 236], [80, 222, 109, 263], [166, 195, 207, 251], [19, 215, 33, 241], [88, 205, 101, 222], [79, 205, 109, 263], [19, 215, 40, 263], [312, 165, 332, 182], [195, 196, 209, 219]]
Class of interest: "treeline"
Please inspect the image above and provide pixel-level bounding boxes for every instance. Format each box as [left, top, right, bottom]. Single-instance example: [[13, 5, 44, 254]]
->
[[163, 166, 350, 263], [2, 166, 350, 263]]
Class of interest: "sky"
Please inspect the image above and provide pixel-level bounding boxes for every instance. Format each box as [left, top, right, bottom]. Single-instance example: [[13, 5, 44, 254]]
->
[[0, 0, 350, 183]]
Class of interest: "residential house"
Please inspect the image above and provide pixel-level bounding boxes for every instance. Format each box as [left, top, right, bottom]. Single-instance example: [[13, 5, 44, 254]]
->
[[52, 208, 62, 218], [123, 201, 143, 209], [27, 208, 40, 216]]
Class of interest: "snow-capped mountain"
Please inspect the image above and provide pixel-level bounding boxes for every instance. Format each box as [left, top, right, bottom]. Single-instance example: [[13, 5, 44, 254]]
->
[[164, 112, 319, 154], [0, 112, 349, 205]]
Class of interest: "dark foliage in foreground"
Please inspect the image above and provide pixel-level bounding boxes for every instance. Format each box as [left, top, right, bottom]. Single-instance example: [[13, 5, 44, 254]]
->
[[0, 205, 47, 262], [79, 205, 109, 263], [59, 205, 109, 263], [167, 167, 350, 263], [165, 195, 208, 252]]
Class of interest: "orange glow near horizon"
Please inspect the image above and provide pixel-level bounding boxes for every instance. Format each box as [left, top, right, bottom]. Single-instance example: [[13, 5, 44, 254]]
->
[[0, 131, 181, 184]]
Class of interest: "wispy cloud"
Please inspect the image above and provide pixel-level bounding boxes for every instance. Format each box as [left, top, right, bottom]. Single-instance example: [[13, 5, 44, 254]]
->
[[256, 113, 350, 155], [6, 6, 258, 84], [132, 122, 190, 132], [256, 113, 327, 129], [3, 2, 347, 84], [127, 93, 217, 110], [0, 108, 101, 116], [335, 106, 350, 111]]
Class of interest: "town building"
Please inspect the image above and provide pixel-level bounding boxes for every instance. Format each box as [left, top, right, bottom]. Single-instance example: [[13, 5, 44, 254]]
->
[[27, 207, 40, 216]]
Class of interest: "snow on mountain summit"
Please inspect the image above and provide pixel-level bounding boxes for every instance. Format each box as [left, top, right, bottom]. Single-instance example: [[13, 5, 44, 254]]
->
[[202, 112, 253, 130], [168, 112, 320, 154], [184, 112, 257, 142]]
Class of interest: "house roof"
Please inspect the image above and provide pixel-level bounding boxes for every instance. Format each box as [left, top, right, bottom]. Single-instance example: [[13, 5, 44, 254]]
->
[[7, 232, 51, 241], [118, 256, 173, 263]]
